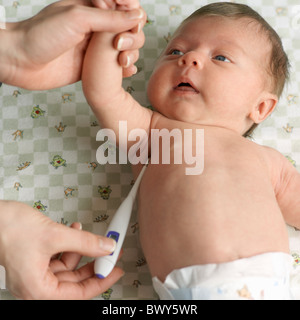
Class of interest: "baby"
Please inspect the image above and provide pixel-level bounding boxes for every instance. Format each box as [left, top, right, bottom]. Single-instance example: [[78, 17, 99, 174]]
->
[[82, 2, 299, 300]]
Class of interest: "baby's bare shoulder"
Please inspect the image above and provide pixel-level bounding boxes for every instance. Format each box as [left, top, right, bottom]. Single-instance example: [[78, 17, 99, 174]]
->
[[259, 145, 285, 173], [259, 145, 300, 227], [259, 144, 299, 192], [259, 144, 294, 170], [260, 144, 284, 161]]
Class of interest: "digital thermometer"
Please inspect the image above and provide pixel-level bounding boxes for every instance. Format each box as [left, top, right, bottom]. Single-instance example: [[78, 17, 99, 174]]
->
[[94, 162, 148, 279]]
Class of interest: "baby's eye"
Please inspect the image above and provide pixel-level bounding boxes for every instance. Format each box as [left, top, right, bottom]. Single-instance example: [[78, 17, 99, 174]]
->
[[170, 49, 184, 56], [213, 55, 231, 63]]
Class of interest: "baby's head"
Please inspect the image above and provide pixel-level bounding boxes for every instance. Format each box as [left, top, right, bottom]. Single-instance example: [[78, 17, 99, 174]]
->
[[147, 2, 290, 137]]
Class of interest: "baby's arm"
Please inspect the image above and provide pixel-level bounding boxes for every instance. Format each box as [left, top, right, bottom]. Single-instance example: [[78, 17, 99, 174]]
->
[[268, 147, 300, 228], [82, 7, 152, 149]]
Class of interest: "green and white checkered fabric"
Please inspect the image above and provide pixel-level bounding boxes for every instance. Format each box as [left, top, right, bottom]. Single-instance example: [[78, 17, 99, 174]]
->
[[1, 0, 300, 300]]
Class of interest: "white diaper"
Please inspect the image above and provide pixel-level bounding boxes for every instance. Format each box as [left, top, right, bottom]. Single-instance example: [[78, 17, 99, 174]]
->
[[152, 252, 293, 300]]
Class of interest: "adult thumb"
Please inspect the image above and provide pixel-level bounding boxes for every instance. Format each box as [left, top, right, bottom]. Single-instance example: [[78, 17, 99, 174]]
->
[[84, 6, 145, 33]]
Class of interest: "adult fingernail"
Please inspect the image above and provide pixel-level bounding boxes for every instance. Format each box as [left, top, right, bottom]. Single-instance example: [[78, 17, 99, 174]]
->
[[125, 55, 131, 68], [137, 21, 143, 33], [117, 37, 134, 51], [100, 238, 116, 253], [132, 65, 138, 75], [127, 8, 144, 20]]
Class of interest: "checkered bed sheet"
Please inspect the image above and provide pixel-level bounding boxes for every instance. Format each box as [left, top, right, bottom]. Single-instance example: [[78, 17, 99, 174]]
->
[[1, 0, 300, 300]]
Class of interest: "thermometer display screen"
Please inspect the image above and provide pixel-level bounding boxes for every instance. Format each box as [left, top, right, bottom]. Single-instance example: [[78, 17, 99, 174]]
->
[[108, 232, 119, 242], [106, 231, 120, 255]]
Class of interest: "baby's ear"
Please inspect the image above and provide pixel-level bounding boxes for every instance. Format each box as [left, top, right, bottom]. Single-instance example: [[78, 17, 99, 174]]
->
[[249, 94, 278, 124]]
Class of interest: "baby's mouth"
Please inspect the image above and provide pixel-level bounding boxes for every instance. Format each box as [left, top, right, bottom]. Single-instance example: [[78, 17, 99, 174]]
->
[[175, 82, 199, 93]]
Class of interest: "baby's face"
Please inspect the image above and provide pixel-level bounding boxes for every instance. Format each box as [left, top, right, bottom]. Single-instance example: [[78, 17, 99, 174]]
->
[[147, 16, 273, 134]]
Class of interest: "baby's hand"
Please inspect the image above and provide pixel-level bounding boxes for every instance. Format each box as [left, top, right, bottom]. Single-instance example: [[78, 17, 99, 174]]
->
[[94, 0, 140, 10], [115, 0, 140, 10], [93, 0, 145, 78], [94, 0, 116, 10]]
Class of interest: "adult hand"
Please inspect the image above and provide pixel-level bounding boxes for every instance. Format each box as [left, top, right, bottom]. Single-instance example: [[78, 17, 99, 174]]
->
[[0, 0, 145, 90], [0, 200, 122, 300], [92, 0, 146, 77]]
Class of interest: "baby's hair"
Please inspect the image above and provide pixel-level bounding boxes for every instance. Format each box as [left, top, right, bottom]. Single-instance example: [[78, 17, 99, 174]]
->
[[182, 2, 290, 138]]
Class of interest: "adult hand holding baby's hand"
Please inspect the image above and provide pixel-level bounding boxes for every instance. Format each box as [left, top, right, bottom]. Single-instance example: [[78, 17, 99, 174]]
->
[[93, 0, 140, 10], [0, 0, 145, 89], [0, 201, 122, 300], [92, 0, 147, 77]]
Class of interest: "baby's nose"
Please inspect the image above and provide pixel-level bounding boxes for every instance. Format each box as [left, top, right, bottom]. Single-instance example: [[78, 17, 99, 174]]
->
[[178, 51, 203, 69]]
